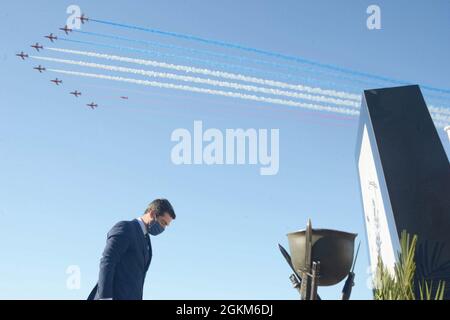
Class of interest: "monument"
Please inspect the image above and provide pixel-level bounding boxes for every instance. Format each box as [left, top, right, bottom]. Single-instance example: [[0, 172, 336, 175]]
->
[[355, 85, 450, 298]]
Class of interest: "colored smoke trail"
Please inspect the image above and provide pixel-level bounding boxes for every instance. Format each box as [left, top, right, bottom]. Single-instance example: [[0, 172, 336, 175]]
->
[[60, 37, 383, 93], [46, 68, 360, 116], [59, 38, 450, 105], [31, 55, 360, 108], [89, 18, 450, 97], [72, 30, 391, 91], [45, 47, 362, 101]]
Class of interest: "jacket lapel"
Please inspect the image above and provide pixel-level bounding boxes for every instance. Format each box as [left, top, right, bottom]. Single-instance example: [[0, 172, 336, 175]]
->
[[132, 219, 149, 266]]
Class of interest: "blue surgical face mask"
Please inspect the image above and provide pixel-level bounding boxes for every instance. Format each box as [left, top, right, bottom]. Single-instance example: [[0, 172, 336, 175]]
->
[[148, 218, 165, 236]]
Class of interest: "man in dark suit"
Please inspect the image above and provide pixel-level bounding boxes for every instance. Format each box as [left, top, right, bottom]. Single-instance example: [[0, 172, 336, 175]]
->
[[88, 199, 176, 300]]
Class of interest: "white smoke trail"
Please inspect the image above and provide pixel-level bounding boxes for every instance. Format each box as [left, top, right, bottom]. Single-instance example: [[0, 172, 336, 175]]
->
[[46, 68, 360, 116], [45, 47, 362, 102], [431, 120, 449, 128], [37, 54, 450, 120], [32, 55, 360, 108], [45, 67, 449, 126], [429, 105, 450, 116], [430, 112, 450, 123], [41, 49, 450, 119]]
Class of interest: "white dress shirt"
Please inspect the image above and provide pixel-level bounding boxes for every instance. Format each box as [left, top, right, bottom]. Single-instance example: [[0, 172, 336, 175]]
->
[[137, 217, 148, 235]]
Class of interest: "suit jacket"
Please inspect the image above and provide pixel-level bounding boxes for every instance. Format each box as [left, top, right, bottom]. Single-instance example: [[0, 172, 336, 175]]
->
[[88, 219, 152, 300]]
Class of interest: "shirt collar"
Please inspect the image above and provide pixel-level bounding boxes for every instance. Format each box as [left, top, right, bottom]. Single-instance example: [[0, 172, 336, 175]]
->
[[136, 217, 148, 235]]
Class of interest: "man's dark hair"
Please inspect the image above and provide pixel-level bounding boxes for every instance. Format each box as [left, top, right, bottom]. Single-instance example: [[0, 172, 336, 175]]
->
[[145, 198, 176, 219]]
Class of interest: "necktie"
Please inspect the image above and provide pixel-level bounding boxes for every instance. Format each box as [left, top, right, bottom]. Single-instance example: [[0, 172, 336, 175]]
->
[[145, 233, 150, 250]]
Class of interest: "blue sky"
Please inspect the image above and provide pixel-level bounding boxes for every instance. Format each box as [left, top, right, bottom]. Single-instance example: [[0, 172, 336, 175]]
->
[[0, 0, 449, 300]]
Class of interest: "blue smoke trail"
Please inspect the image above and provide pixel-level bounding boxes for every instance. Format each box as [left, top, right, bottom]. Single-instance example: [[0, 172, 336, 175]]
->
[[423, 93, 450, 105], [60, 37, 270, 75], [57, 38, 450, 105], [73, 30, 382, 90], [74, 30, 309, 72], [59, 37, 388, 93], [59, 38, 313, 82], [89, 18, 450, 96], [60, 37, 450, 104]]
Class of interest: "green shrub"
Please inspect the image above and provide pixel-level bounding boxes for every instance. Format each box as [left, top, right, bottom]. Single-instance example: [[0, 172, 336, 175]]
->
[[374, 231, 445, 300]]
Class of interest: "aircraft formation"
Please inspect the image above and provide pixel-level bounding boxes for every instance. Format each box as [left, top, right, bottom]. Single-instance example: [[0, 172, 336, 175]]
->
[[16, 13, 128, 111]]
